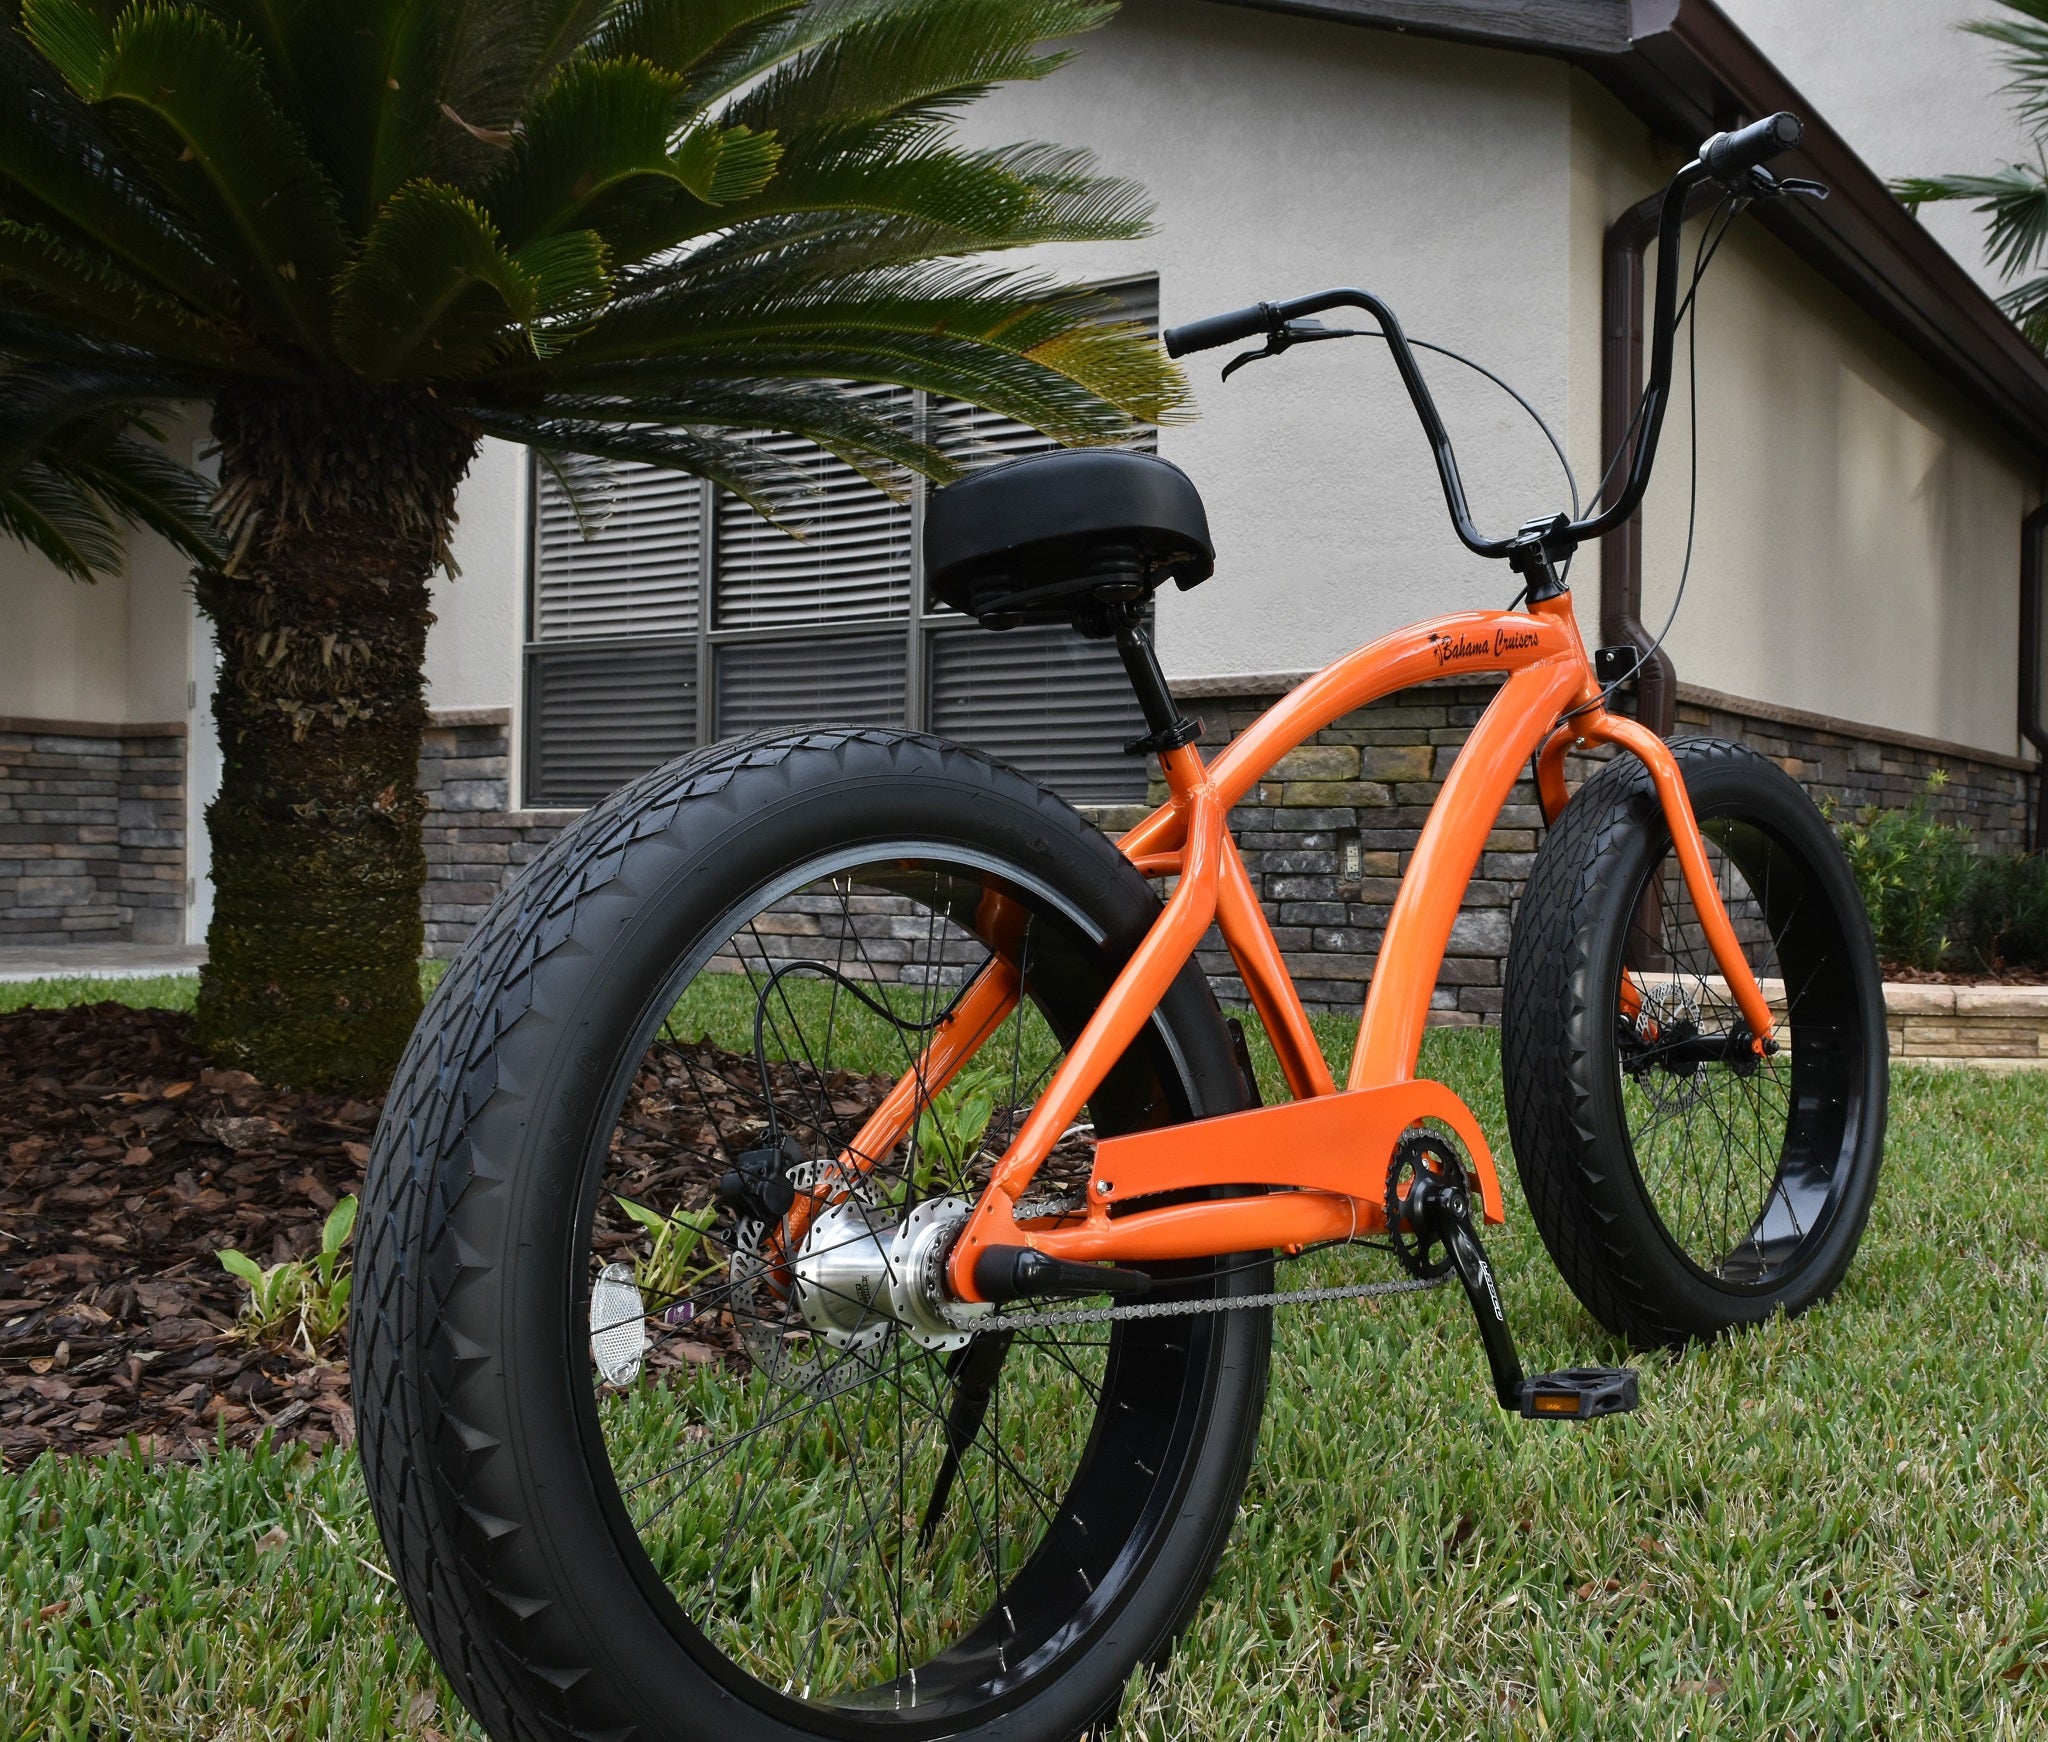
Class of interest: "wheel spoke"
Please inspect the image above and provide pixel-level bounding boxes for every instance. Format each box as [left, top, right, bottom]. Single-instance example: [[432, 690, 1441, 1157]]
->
[[576, 855, 1216, 1710]]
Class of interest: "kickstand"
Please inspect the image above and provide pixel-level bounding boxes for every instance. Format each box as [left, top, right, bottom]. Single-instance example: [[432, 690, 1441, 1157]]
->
[[1406, 1166, 1639, 1422]]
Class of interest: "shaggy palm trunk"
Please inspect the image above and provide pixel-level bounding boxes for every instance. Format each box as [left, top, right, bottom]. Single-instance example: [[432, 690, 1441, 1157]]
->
[[194, 384, 475, 1090]]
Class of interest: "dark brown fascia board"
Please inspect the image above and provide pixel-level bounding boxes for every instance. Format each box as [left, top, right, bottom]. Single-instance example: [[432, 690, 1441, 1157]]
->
[[1606, 2, 2048, 450], [1212, 0, 1631, 55], [1200, 0, 2048, 452]]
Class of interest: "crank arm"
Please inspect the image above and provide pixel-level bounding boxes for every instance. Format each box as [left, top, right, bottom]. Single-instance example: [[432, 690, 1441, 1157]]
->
[[1414, 1173, 1640, 1423]]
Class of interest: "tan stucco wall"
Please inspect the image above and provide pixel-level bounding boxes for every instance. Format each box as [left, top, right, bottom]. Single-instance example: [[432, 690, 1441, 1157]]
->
[[5, 10, 2038, 770], [1570, 77, 2038, 760], [1, 517, 192, 725], [952, 0, 1577, 680]]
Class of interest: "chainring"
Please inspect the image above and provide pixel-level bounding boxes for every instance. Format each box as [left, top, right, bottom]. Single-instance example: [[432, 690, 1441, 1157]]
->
[[1384, 1130, 1471, 1280]]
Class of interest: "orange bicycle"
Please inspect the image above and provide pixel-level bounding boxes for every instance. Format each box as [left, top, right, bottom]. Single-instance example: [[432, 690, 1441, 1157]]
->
[[355, 114, 1886, 1742]]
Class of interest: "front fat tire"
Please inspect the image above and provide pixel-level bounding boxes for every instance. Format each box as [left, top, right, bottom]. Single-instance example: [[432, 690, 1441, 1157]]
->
[[351, 727, 1271, 1742], [1502, 738, 1887, 1348]]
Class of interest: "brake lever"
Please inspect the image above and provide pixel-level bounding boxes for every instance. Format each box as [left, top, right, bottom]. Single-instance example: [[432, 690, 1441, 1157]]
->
[[1741, 166, 1829, 202], [1220, 318, 1360, 382]]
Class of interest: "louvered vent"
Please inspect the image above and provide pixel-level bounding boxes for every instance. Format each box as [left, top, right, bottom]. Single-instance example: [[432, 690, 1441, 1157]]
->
[[533, 460, 700, 641], [523, 281, 1164, 809], [525, 640, 697, 807]]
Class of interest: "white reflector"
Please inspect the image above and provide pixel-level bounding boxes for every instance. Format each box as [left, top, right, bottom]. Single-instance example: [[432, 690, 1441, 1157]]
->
[[590, 1262, 647, 1386]]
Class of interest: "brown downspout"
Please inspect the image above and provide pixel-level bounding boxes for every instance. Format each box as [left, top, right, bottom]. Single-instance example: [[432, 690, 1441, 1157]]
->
[[1600, 184, 1721, 735], [2022, 503, 2048, 851]]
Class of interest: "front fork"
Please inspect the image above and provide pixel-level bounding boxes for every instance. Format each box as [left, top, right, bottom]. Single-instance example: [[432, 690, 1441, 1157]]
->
[[1537, 709, 1777, 1052]]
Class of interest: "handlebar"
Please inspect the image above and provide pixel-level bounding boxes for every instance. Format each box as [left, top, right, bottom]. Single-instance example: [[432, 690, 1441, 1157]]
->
[[1164, 303, 1274, 359], [1701, 112, 1802, 183], [1162, 114, 1811, 568]]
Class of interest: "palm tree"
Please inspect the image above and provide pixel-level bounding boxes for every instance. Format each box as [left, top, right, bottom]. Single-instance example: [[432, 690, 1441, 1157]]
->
[[0, 0, 1186, 1089], [1894, 0, 2048, 345]]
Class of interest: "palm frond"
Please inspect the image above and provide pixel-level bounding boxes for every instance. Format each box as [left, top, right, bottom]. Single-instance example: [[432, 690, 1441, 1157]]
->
[[0, 456, 128, 579], [464, 406, 831, 518], [481, 56, 780, 253], [0, 382, 222, 580], [2000, 270, 2048, 345], [1966, 2, 2048, 135], [589, 0, 805, 83], [334, 179, 614, 377], [0, 30, 231, 315], [1892, 163, 2048, 279], [23, 0, 348, 352], [724, 0, 1115, 136], [0, 215, 246, 365]]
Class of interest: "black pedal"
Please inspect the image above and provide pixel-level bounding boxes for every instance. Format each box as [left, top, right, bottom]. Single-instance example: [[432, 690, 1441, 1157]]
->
[[1392, 1134, 1641, 1426], [1517, 1367, 1640, 1421]]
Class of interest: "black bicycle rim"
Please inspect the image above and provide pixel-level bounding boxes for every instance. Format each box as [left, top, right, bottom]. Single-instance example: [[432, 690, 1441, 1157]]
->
[[1607, 810, 1867, 1291], [562, 845, 1233, 1733]]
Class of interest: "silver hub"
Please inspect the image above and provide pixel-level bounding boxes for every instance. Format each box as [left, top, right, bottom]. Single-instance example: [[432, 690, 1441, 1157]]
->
[[791, 1193, 992, 1353], [890, 1197, 995, 1352]]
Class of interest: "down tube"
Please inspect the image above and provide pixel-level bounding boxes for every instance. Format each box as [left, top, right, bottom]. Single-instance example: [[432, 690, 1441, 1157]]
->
[[1349, 660, 1583, 1088]]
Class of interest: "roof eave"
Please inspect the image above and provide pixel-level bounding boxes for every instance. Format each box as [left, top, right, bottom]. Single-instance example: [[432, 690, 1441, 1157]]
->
[[1203, 0, 2048, 452]]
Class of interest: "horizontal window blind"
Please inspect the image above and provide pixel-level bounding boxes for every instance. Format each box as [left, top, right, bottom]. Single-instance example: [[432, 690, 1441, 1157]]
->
[[533, 461, 700, 641], [525, 640, 697, 807], [927, 624, 1146, 800], [714, 633, 906, 738], [714, 386, 913, 630]]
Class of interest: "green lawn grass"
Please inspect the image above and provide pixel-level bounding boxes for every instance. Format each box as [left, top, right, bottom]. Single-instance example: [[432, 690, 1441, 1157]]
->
[[4, 977, 2046, 1738]]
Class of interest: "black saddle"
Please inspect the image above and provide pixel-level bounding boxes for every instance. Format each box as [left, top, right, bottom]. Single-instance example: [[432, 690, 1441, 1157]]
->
[[923, 450, 1214, 631]]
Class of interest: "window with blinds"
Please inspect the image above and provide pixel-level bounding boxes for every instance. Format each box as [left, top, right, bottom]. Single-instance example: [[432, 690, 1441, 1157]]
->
[[524, 277, 1160, 808]]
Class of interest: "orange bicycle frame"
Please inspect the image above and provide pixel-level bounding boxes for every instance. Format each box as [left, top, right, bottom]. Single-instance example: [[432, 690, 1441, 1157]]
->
[[824, 589, 1775, 1301]]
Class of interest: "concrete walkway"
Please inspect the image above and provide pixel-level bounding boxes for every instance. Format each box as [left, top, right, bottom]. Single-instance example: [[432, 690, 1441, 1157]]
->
[[0, 944, 205, 983]]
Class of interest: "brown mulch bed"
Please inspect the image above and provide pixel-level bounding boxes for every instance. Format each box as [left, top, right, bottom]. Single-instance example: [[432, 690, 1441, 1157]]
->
[[0, 1003, 375, 1466], [1881, 964, 2048, 986], [1, 999, 1083, 1465]]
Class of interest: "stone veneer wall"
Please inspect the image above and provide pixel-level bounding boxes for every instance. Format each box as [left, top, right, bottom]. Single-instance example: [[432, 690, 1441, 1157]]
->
[[12, 693, 2023, 1001], [416, 710, 578, 957], [1159, 676, 2036, 1024], [0, 720, 185, 945]]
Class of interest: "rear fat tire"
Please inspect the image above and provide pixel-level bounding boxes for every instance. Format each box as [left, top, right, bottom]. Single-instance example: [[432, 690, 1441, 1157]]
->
[[351, 727, 1272, 1742], [1501, 738, 1887, 1347]]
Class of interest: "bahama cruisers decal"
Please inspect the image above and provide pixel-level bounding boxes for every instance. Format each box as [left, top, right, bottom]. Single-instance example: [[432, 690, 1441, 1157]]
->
[[1428, 625, 1542, 668]]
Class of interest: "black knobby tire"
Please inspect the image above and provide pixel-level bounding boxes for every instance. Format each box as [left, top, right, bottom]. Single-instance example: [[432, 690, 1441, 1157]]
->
[[351, 727, 1272, 1742], [1502, 738, 1887, 1347]]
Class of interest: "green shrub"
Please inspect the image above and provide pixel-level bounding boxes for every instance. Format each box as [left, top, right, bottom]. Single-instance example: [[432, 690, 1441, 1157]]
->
[[1828, 774, 1975, 970], [1958, 851, 2048, 971]]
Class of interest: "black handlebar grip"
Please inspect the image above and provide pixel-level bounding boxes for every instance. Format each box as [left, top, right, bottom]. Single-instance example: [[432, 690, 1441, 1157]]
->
[[1163, 303, 1273, 358], [1700, 112, 1803, 181]]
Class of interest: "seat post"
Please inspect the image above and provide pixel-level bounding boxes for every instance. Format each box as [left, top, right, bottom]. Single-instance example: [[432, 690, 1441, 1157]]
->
[[1111, 606, 1203, 757]]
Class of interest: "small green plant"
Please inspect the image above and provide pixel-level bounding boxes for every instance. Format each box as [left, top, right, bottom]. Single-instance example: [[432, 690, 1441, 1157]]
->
[[1828, 773, 1976, 969], [899, 1065, 1005, 1201], [614, 1198, 720, 1305], [1959, 851, 2048, 970], [218, 1196, 358, 1352]]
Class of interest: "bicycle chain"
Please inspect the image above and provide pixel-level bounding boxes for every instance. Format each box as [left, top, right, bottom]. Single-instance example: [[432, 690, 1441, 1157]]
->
[[732, 1169, 1450, 1342], [958, 1268, 1450, 1335]]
